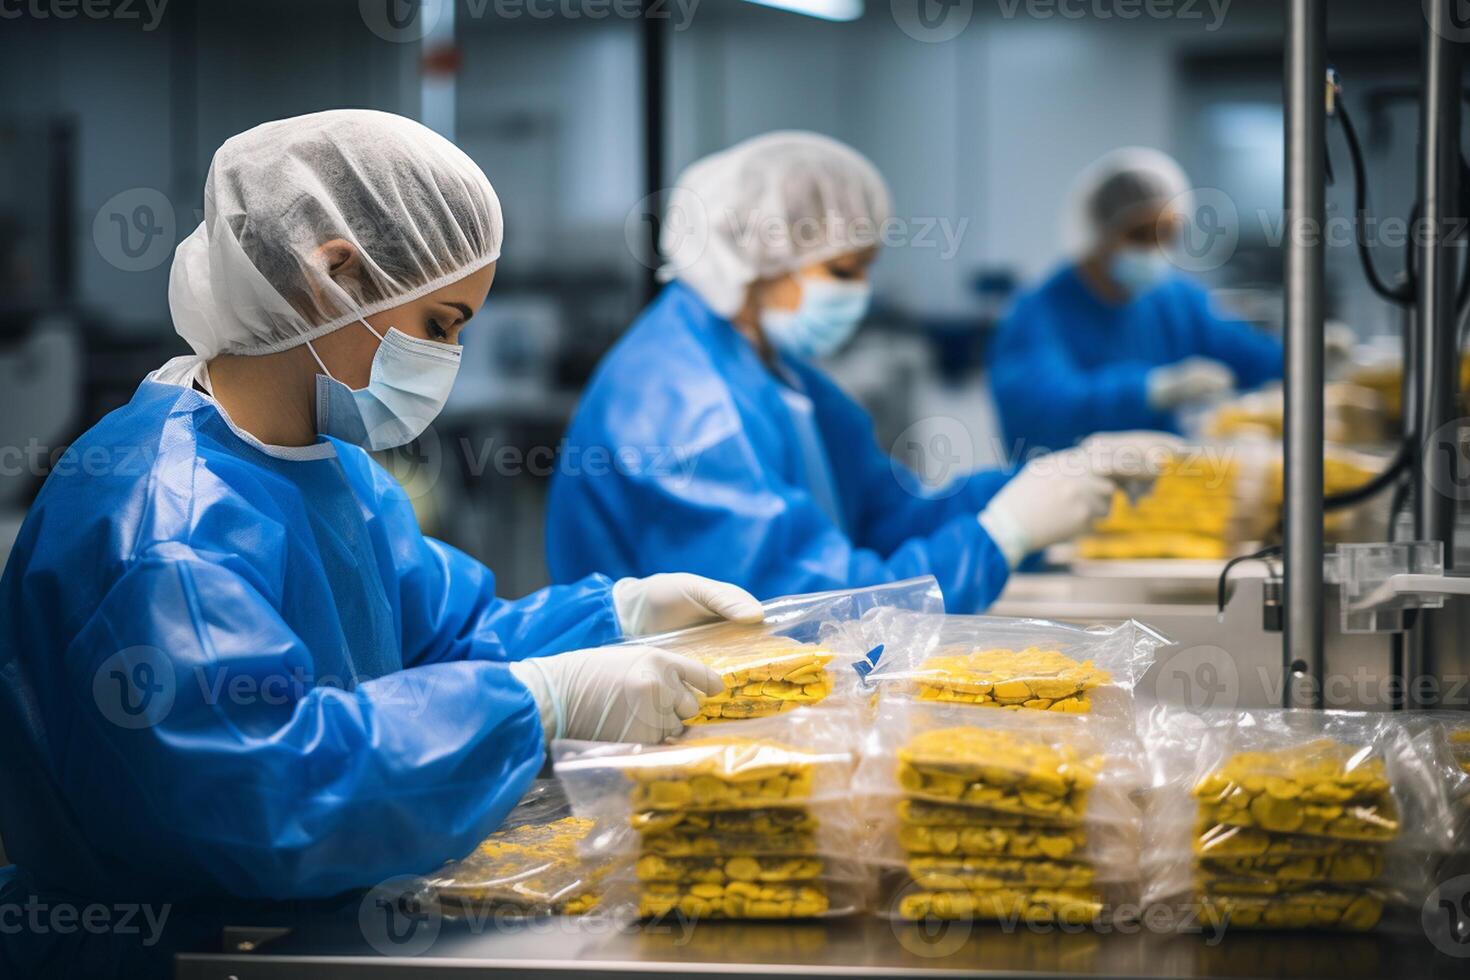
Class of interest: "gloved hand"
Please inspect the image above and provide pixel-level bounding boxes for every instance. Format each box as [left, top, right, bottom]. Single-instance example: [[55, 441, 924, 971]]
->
[[1080, 430, 1185, 479], [978, 450, 1118, 568], [613, 573, 764, 637], [1146, 357, 1235, 411], [508, 645, 724, 744]]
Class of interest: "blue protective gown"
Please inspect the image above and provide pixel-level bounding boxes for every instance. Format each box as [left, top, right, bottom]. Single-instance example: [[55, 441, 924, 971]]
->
[[989, 265, 1284, 457], [0, 372, 620, 903], [546, 283, 1013, 613]]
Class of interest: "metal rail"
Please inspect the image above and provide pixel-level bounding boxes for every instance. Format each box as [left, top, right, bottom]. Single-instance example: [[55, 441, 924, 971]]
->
[[1282, 0, 1326, 708]]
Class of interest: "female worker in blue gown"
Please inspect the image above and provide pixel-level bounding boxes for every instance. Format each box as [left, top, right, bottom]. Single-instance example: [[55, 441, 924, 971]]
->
[[0, 110, 762, 907], [548, 133, 1138, 613], [989, 147, 1286, 458]]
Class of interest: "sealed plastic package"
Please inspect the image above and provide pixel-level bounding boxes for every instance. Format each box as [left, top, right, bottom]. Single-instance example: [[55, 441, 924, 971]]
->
[[855, 699, 1147, 924], [1142, 707, 1463, 932], [555, 706, 866, 920], [614, 578, 943, 725], [865, 615, 1163, 718], [416, 780, 612, 918]]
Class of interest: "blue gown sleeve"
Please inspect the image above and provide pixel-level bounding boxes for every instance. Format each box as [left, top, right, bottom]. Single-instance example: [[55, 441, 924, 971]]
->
[[1189, 287, 1284, 391], [365, 461, 623, 667], [613, 424, 1010, 613], [63, 551, 548, 901], [989, 302, 1175, 454]]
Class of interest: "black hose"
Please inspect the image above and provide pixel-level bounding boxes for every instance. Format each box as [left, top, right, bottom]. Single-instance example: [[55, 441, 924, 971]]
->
[[1335, 100, 1415, 306], [1217, 545, 1283, 615]]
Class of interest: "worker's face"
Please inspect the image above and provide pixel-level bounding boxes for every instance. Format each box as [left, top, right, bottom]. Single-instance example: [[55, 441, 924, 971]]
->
[[1100, 202, 1180, 259], [309, 252, 497, 390], [757, 246, 879, 313]]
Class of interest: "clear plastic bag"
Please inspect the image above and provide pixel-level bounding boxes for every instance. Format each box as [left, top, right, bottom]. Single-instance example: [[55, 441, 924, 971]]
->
[[1140, 706, 1463, 933], [554, 706, 867, 920], [416, 780, 612, 918], [614, 577, 944, 724], [864, 615, 1165, 718], [855, 699, 1146, 924]]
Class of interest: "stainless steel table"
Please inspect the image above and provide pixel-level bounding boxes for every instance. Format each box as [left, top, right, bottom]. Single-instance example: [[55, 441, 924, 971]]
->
[[176, 912, 1467, 979]]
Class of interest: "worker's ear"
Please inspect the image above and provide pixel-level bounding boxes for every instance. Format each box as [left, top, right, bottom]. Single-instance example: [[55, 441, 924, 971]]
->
[[304, 238, 365, 319]]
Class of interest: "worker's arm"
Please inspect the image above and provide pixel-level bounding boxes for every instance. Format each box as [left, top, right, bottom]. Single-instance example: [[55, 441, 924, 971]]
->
[[360, 458, 622, 667], [600, 424, 1011, 614], [1188, 283, 1284, 390], [989, 304, 1175, 454], [63, 552, 546, 900]]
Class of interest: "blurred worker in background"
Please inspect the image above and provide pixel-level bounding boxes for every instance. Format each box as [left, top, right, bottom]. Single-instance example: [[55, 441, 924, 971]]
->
[[0, 110, 762, 906], [988, 147, 1285, 457], [548, 132, 1153, 613]]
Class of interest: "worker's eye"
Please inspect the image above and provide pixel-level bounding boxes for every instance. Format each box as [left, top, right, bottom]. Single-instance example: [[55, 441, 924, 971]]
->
[[829, 267, 859, 280], [427, 319, 449, 341]]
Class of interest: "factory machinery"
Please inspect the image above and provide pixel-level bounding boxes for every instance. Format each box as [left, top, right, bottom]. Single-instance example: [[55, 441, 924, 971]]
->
[[176, 2, 1470, 976]]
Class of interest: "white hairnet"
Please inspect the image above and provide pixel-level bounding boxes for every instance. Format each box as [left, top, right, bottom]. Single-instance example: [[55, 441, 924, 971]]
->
[[659, 131, 891, 318], [168, 109, 503, 358], [1063, 147, 1191, 255]]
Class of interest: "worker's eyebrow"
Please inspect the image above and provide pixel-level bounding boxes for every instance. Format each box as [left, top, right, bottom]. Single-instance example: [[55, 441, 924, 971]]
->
[[444, 301, 474, 324]]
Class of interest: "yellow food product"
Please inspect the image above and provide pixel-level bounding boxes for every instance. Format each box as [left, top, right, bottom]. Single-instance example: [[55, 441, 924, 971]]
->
[[638, 880, 830, 919], [626, 737, 817, 811], [898, 821, 1086, 860], [428, 815, 605, 915], [1449, 727, 1470, 774], [897, 727, 1099, 822], [635, 854, 824, 883], [640, 830, 818, 858], [632, 806, 818, 837], [911, 647, 1109, 713], [1198, 846, 1383, 885], [668, 633, 836, 724], [1196, 890, 1383, 931], [897, 887, 1102, 924], [906, 855, 1095, 891], [1195, 822, 1373, 859], [1193, 739, 1398, 842]]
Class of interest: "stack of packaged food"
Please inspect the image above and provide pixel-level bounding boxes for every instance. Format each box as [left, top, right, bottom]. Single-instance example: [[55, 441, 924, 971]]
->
[[555, 708, 866, 921], [1142, 708, 1463, 933], [1076, 448, 1380, 561], [417, 780, 611, 918], [650, 630, 836, 725], [857, 700, 1145, 925]]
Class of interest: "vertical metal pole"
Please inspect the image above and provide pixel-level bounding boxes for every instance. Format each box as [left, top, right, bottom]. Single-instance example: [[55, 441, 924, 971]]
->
[[1408, 0, 1463, 706], [1283, 0, 1326, 709], [641, 3, 668, 304]]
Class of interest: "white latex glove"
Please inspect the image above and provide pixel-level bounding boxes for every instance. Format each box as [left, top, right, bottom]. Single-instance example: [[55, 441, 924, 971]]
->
[[978, 450, 1117, 568], [1146, 357, 1235, 411], [1079, 431, 1185, 479], [509, 645, 724, 744], [1324, 321, 1356, 376], [613, 573, 764, 637]]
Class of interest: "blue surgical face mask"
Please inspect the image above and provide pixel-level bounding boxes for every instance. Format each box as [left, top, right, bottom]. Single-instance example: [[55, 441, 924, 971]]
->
[[1108, 247, 1172, 298], [759, 275, 871, 360], [307, 318, 461, 451]]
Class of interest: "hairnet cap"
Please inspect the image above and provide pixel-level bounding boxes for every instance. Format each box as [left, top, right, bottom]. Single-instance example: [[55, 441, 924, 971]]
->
[[1063, 147, 1190, 255], [168, 109, 503, 358], [659, 131, 891, 319]]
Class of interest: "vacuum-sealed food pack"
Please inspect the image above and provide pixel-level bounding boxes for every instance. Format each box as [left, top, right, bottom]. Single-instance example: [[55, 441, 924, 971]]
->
[[555, 706, 867, 920], [613, 578, 943, 725], [417, 780, 611, 918], [1141, 706, 1463, 933], [865, 615, 1164, 718], [857, 700, 1145, 923]]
